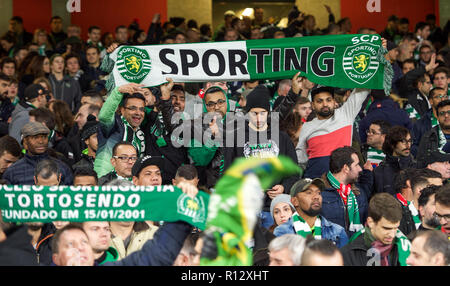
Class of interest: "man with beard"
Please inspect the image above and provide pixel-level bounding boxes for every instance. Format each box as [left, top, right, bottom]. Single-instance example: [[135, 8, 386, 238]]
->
[[224, 85, 299, 229], [0, 135, 21, 179], [340, 193, 410, 266], [296, 85, 370, 178], [320, 146, 372, 237], [3, 122, 73, 185], [417, 100, 450, 166], [434, 185, 450, 238], [411, 87, 448, 157], [374, 126, 416, 195], [0, 73, 13, 136], [273, 178, 349, 248], [418, 186, 442, 231]]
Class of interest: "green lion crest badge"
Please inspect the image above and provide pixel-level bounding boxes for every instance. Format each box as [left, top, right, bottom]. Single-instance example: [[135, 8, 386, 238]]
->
[[343, 42, 379, 85], [177, 193, 206, 223], [117, 47, 151, 83]]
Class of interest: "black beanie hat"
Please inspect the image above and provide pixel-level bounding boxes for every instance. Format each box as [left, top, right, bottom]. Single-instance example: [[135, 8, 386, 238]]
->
[[245, 85, 271, 112], [81, 115, 99, 141]]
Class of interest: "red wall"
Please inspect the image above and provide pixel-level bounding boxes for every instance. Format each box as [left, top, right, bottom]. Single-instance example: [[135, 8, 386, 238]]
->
[[70, 0, 168, 40], [341, 0, 438, 34], [13, 0, 53, 34]]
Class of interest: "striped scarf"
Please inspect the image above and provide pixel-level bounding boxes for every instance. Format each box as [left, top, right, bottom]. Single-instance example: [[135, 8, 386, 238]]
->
[[292, 212, 321, 240], [121, 116, 145, 155], [396, 194, 421, 230], [327, 171, 364, 232], [366, 147, 385, 168]]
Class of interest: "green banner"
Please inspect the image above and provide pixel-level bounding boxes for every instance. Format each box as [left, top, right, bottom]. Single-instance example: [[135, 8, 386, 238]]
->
[[0, 184, 209, 230], [102, 34, 391, 93]]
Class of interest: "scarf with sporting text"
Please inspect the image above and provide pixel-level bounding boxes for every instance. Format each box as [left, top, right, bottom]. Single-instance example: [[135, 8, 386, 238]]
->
[[395, 193, 421, 230], [350, 227, 411, 266], [327, 171, 364, 232], [292, 212, 322, 239]]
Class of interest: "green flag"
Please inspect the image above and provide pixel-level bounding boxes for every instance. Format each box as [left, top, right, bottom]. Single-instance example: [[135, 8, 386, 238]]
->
[[0, 184, 209, 230], [200, 155, 301, 266]]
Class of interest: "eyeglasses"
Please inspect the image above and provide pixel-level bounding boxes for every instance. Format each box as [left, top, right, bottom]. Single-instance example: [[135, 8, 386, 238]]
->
[[124, 106, 145, 113], [113, 156, 138, 162], [433, 94, 448, 100], [400, 139, 413, 145], [434, 212, 450, 222], [366, 129, 381, 135], [438, 110, 450, 117], [205, 99, 226, 108]]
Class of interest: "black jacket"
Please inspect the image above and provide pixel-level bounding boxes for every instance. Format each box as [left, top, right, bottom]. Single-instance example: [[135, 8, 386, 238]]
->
[[224, 124, 300, 212], [72, 153, 95, 171], [411, 109, 433, 157], [398, 202, 417, 236], [35, 223, 56, 266], [373, 154, 416, 195], [144, 99, 188, 185], [416, 126, 441, 168], [0, 225, 38, 266], [340, 231, 400, 266]]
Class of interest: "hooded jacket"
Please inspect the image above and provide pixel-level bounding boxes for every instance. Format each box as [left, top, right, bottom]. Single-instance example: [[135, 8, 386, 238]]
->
[[48, 73, 82, 112], [8, 101, 34, 144]]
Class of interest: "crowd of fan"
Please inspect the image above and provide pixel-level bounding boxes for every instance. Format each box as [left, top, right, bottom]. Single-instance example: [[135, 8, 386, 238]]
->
[[0, 6, 449, 267]]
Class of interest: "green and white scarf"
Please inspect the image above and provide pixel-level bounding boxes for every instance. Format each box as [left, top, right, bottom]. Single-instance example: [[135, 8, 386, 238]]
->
[[327, 171, 364, 232], [121, 116, 145, 155], [350, 227, 411, 266], [396, 194, 421, 230], [292, 212, 322, 239], [367, 147, 385, 167], [102, 34, 392, 96]]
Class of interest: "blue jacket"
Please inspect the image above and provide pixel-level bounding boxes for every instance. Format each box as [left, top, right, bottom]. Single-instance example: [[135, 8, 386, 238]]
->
[[273, 215, 349, 248], [103, 221, 191, 266], [2, 152, 73, 185], [319, 170, 372, 238], [358, 98, 412, 144]]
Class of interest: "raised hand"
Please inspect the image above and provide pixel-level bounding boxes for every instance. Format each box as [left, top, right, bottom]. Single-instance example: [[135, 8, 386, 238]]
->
[[160, 78, 174, 100], [291, 71, 303, 94], [118, 83, 145, 94]]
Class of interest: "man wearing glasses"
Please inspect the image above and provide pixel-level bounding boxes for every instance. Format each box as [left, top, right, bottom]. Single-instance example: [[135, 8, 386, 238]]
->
[[98, 141, 138, 185], [93, 82, 147, 178], [411, 87, 448, 156], [373, 126, 416, 195], [417, 100, 450, 167], [434, 186, 450, 238], [362, 120, 391, 168]]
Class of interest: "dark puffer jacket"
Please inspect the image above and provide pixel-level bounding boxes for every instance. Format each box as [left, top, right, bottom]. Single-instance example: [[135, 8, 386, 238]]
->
[[373, 154, 416, 195]]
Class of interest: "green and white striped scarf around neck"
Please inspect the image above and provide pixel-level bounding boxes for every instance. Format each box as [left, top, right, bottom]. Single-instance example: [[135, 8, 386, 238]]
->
[[121, 116, 145, 156], [327, 171, 364, 233], [292, 212, 322, 240]]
